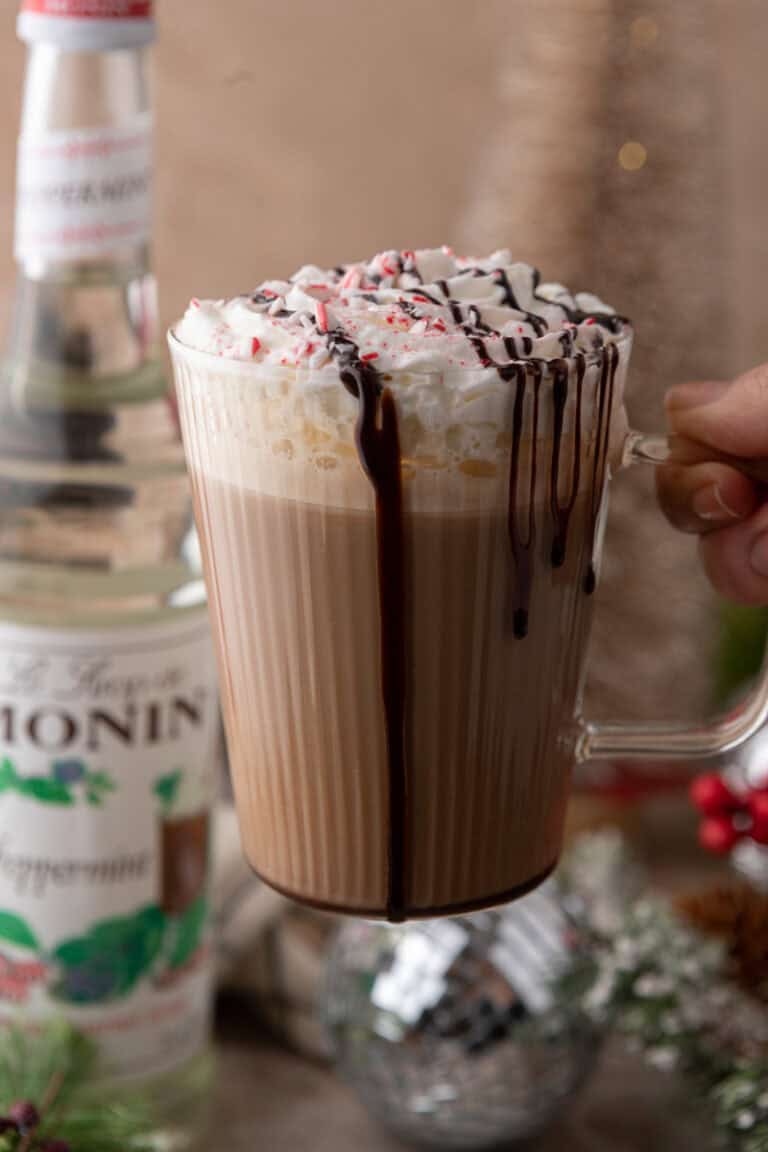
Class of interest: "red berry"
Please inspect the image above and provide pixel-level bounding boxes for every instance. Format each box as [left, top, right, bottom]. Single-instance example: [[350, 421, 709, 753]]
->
[[748, 789, 768, 816], [9, 1102, 39, 1132], [699, 815, 740, 855], [690, 773, 738, 816], [748, 790, 768, 844]]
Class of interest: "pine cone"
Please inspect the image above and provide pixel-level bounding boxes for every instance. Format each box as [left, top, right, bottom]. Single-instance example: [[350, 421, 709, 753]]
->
[[676, 882, 768, 1003]]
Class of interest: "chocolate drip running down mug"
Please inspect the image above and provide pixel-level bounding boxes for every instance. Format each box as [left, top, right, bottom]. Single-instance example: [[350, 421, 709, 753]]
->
[[169, 249, 768, 921]]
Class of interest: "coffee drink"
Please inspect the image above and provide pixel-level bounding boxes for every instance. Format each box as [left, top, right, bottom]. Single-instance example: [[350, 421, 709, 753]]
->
[[171, 248, 631, 919]]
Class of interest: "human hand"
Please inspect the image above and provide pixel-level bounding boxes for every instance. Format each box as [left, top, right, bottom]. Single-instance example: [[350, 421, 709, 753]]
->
[[657, 366, 768, 604]]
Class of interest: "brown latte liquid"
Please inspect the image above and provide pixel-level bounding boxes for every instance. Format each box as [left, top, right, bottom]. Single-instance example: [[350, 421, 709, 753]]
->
[[192, 480, 596, 917]]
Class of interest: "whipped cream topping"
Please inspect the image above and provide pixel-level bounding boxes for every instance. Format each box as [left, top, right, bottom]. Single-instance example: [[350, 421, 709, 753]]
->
[[176, 247, 627, 374]]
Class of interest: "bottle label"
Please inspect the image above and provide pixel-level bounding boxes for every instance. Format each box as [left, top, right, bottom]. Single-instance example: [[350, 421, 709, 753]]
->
[[21, 0, 152, 15], [18, 1, 155, 49], [0, 613, 218, 1082], [15, 115, 152, 264]]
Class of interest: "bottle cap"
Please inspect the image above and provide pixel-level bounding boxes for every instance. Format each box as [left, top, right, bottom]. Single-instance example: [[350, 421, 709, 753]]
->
[[18, 1, 155, 51]]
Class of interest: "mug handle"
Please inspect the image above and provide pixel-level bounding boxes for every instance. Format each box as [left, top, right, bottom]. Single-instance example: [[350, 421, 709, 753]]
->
[[577, 430, 768, 763]]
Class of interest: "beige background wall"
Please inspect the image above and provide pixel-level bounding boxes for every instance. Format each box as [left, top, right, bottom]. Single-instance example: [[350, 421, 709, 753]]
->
[[0, 1, 515, 327], [0, 1, 764, 360], [0, 0, 767, 721]]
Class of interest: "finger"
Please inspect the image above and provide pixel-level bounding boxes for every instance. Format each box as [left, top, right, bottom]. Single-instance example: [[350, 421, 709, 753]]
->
[[700, 502, 768, 604], [666, 365, 768, 459], [655, 461, 757, 534]]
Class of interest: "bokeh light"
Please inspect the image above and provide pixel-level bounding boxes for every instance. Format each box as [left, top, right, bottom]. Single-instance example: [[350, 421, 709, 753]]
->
[[630, 16, 659, 49], [618, 141, 648, 172]]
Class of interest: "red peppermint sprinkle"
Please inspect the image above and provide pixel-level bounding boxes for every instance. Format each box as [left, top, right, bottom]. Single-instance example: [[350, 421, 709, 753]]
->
[[308, 283, 328, 291], [386, 316, 395, 325], [251, 337, 261, 355], [412, 294, 429, 303], [316, 301, 329, 333], [190, 298, 200, 309], [585, 317, 596, 325], [261, 289, 277, 299], [361, 352, 379, 361], [341, 268, 362, 291]]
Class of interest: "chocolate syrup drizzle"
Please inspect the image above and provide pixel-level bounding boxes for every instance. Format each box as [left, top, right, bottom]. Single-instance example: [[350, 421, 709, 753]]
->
[[584, 342, 619, 594], [323, 327, 408, 922], [507, 364, 540, 638], [550, 356, 583, 569], [315, 267, 622, 919]]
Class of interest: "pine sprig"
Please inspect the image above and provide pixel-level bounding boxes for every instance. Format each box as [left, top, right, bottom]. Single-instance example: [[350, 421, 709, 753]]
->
[[0, 1023, 91, 1109], [567, 831, 768, 1152], [0, 1023, 154, 1152], [714, 1063, 768, 1152]]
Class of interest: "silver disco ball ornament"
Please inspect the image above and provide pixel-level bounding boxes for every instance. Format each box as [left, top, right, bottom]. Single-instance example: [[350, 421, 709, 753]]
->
[[324, 880, 601, 1149]]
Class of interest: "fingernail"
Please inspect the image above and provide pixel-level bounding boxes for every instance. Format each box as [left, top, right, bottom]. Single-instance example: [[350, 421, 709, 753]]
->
[[665, 381, 729, 412], [751, 533, 768, 577], [692, 484, 742, 522]]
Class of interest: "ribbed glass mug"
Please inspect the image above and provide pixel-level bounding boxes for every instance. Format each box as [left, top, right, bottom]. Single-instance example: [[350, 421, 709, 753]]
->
[[170, 330, 768, 920]]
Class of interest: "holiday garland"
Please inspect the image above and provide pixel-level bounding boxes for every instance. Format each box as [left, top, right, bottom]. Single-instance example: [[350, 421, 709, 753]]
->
[[0, 1023, 153, 1152], [566, 831, 768, 1152]]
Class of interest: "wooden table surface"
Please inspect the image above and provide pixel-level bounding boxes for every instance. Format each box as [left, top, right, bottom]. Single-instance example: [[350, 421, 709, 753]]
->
[[215, 1005, 714, 1152]]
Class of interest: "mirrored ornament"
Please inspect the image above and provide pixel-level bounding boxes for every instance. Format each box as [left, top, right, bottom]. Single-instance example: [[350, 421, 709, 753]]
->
[[324, 880, 601, 1149]]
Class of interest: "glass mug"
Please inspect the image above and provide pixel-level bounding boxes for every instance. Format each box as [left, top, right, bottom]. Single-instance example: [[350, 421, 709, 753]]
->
[[170, 330, 768, 920]]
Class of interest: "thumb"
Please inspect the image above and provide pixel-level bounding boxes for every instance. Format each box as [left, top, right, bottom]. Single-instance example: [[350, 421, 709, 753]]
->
[[665, 365, 768, 458]]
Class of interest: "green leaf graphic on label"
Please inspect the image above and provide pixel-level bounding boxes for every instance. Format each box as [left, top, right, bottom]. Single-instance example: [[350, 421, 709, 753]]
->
[[167, 895, 207, 971], [0, 910, 39, 951], [51, 905, 167, 1004], [154, 770, 182, 815], [0, 757, 116, 807], [86, 770, 115, 793], [83, 770, 116, 807], [0, 759, 19, 794], [18, 777, 74, 805]]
